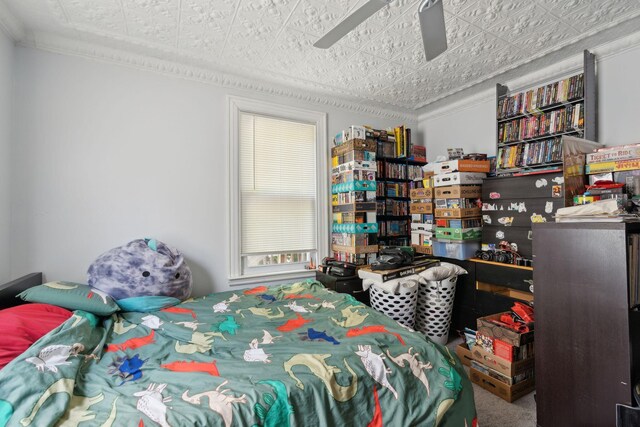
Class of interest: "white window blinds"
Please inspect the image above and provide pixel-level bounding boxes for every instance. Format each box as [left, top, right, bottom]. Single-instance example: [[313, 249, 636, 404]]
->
[[238, 112, 317, 255]]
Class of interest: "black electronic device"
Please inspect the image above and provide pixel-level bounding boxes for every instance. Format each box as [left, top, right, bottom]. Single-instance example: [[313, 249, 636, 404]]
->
[[370, 247, 414, 271], [475, 249, 532, 267], [321, 258, 357, 278]]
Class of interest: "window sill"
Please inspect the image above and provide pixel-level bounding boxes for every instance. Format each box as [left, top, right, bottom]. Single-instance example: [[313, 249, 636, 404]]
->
[[228, 269, 316, 287]]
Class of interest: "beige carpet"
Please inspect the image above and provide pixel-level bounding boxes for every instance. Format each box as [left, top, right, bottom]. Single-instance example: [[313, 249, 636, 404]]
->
[[448, 338, 537, 427]]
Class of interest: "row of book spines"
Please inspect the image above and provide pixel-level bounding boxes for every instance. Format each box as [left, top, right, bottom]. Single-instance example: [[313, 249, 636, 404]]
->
[[498, 103, 583, 144], [393, 126, 412, 158], [497, 73, 584, 119], [376, 162, 424, 180], [497, 138, 563, 169], [376, 182, 409, 198], [378, 220, 410, 237], [377, 199, 409, 216]]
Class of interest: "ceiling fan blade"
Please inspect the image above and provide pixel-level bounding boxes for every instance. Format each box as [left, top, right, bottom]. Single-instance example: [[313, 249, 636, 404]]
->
[[418, 0, 448, 61], [314, 0, 390, 49]]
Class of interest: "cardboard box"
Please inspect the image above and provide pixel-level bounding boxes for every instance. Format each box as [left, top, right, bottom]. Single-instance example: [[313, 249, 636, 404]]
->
[[410, 222, 434, 232], [331, 160, 377, 175], [331, 244, 378, 254], [456, 343, 473, 367], [434, 207, 482, 218], [412, 244, 433, 255], [470, 360, 534, 386], [435, 227, 482, 240], [411, 231, 433, 246], [332, 180, 377, 193], [332, 150, 376, 167], [332, 202, 377, 213], [476, 312, 534, 347], [332, 223, 378, 234], [331, 139, 377, 157], [410, 188, 433, 199], [434, 172, 487, 187], [471, 344, 535, 377], [435, 185, 482, 199], [435, 159, 491, 174], [470, 367, 535, 403], [585, 158, 640, 174], [586, 145, 640, 163], [410, 203, 433, 214]]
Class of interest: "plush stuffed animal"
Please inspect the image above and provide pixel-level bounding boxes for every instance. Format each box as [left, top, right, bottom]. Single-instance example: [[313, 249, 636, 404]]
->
[[87, 238, 192, 302]]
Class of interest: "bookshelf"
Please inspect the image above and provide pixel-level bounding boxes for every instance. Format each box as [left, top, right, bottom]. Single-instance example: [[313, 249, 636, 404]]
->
[[495, 50, 596, 176], [372, 127, 426, 248]]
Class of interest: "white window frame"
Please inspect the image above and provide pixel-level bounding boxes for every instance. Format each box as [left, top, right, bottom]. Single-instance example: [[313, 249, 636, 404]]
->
[[227, 96, 328, 286]]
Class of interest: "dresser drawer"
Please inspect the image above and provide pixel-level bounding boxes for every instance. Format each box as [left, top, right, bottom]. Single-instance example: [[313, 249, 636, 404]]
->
[[476, 261, 533, 293]]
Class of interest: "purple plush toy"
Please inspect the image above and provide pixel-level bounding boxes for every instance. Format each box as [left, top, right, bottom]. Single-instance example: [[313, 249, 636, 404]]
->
[[87, 238, 192, 302]]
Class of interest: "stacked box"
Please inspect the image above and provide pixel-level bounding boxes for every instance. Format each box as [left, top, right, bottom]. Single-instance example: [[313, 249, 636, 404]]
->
[[331, 130, 379, 266], [425, 161, 487, 260], [410, 184, 434, 255], [470, 312, 535, 402]]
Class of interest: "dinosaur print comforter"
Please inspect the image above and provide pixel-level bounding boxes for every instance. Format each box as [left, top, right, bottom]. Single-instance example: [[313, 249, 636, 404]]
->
[[0, 280, 476, 427]]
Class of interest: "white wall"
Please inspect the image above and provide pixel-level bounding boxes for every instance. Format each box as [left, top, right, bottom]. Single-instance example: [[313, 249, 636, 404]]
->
[[420, 42, 640, 160], [0, 30, 13, 284], [10, 46, 416, 296]]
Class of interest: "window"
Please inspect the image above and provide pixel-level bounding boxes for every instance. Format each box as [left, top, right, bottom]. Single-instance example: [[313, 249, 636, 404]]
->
[[228, 97, 328, 285]]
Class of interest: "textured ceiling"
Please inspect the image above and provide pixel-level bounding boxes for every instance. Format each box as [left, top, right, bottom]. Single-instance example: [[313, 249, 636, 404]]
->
[[3, 0, 640, 114]]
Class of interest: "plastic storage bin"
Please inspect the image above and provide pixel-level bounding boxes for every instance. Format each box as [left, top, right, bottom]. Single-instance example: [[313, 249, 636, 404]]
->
[[415, 275, 458, 345], [432, 239, 479, 260], [369, 281, 419, 328]]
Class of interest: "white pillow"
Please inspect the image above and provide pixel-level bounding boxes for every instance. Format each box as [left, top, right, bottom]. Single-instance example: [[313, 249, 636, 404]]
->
[[419, 262, 468, 281]]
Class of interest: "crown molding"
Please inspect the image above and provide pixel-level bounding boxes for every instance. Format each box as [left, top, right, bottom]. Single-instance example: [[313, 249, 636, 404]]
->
[[0, 1, 24, 41], [22, 32, 417, 123], [419, 27, 640, 122]]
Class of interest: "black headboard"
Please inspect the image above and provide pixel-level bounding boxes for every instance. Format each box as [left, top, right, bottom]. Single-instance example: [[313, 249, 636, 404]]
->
[[0, 273, 43, 309]]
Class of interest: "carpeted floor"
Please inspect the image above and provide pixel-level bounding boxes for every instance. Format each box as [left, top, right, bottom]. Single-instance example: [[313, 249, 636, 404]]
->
[[448, 338, 537, 427]]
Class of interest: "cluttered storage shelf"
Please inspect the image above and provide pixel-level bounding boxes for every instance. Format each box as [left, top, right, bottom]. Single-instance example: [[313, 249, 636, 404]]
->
[[375, 126, 426, 248], [495, 50, 596, 176]]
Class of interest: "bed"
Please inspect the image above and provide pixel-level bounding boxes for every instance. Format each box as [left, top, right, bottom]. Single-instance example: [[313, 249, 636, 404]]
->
[[0, 275, 476, 426]]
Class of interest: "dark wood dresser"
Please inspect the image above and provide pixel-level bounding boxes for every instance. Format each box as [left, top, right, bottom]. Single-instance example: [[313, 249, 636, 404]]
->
[[533, 222, 640, 427]]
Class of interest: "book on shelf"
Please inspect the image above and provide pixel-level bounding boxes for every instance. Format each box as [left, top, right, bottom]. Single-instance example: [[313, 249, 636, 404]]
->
[[358, 259, 439, 282], [497, 74, 584, 119]]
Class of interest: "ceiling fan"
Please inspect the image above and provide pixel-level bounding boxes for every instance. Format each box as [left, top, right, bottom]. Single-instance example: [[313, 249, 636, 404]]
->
[[314, 0, 447, 61]]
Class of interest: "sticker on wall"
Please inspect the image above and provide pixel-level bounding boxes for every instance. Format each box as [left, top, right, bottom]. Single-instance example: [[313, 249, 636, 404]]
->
[[535, 178, 548, 188], [528, 230, 533, 240], [552, 176, 564, 185], [482, 215, 492, 224], [530, 213, 547, 223], [498, 217, 513, 226], [552, 185, 562, 198], [489, 192, 501, 199], [496, 231, 505, 239], [509, 242, 518, 252], [483, 203, 498, 211], [509, 202, 527, 213], [545, 201, 553, 213], [500, 206, 504, 210]]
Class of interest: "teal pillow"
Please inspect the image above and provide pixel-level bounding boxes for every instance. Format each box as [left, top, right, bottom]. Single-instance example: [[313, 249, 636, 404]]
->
[[116, 296, 180, 312], [18, 282, 119, 316]]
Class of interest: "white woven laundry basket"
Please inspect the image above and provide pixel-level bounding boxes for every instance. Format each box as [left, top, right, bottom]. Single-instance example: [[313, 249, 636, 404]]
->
[[369, 280, 419, 328], [415, 275, 458, 345]]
